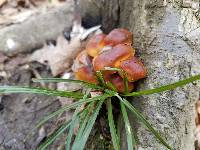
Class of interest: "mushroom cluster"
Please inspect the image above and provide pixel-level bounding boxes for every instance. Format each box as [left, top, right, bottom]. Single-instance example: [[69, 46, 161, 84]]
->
[[73, 28, 147, 93]]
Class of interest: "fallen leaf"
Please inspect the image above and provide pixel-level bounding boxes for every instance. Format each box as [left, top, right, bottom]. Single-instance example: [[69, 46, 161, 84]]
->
[[0, 0, 7, 7], [30, 21, 102, 76], [30, 35, 82, 76]]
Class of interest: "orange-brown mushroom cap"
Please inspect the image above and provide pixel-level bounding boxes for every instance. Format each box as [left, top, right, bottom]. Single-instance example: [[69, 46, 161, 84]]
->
[[110, 74, 134, 93], [104, 28, 132, 46], [120, 56, 147, 82], [86, 33, 106, 57], [75, 66, 97, 83], [76, 50, 92, 66], [93, 44, 134, 71], [72, 50, 92, 72]]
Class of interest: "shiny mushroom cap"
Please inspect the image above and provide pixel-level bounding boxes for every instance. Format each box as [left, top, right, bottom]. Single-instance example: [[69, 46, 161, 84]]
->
[[86, 33, 106, 57], [104, 28, 132, 46], [110, 74, 134, 93], [76, 50, 92, 66], [72, 50, 92, 72], [120, 56, 147, 82], [93, 44, 135, 71], [75, 66, 97, 83], [73, 50, 97, 83], [73, 28, 147, 93]]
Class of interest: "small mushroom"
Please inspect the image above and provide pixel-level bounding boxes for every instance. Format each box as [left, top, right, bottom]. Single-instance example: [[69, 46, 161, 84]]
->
[[104, 28, 132, 46], [86, 33, 106, 57], [72, 50, 92, 72], [73, 28, 147, 91], [120, 56, 147, 82], [93, 44, 134, 71], [110, 74, 134, 93], [76, 50, 92, 66], [75, 66, 97, 83]]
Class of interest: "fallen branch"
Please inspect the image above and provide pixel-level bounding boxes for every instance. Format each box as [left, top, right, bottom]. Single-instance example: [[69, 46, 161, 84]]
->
[[0, 2, 74, 56]]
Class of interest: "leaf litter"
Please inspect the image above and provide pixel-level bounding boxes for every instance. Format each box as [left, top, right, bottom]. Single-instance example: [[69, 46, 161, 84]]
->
[[30, 22, 101, 76], [29, 21, 102, 130]]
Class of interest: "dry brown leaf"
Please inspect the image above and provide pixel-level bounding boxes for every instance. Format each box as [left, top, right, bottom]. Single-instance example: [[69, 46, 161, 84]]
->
[[30, 23, 101, 76], [30, 35, 82, 76], [0, 0, 7, 7]]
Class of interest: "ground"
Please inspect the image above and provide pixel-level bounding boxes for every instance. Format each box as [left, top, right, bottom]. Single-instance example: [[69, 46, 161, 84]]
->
[[0, 2, 111, 149], [1, 0, 200, 150], [0, 1, 74, 149]]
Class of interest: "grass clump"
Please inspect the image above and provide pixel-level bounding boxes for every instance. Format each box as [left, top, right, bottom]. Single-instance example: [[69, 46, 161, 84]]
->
[[1, 72, 200, 150]]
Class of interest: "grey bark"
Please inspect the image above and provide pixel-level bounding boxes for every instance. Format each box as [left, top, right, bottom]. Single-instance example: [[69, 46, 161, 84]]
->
[[0, 2, 74, 56], [79, 0, 200, 149]]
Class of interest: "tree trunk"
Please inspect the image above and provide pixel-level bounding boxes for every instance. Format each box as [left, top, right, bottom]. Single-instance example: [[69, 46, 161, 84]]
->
[[79, 0, 200, 149]]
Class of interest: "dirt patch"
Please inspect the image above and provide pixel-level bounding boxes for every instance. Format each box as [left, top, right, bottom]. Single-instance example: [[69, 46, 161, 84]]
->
[[0, 51, 111, 150], [0, 54, 63, 150]]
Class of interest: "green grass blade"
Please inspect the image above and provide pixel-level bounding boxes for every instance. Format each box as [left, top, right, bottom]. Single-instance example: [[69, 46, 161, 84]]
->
[[124, 74, 200, 97], [66, 103, 91, 149], [117, 95, 173, 150], [80, 101, 103, 146], [0, 86, 83, 99], [106, 81, 117, 92], [72, 95, 94, 144], [105, 89, 117, 97], [117, 116, 122, 142], [72, 100, 104, 150], [120, 101, 136, 150], [123, 75, 129, 94], [65, 110, 79, 150], [103, 67, 121, 71], [72, 104, 92, 146], [66, 93, 89, 150], [95, 71, 106, 87], [32, 78, 103, 90], [102, 67, 129, 94], [38, 120, 71, 150], [107, 98, 120, 150], [34, 94, 110, 131]]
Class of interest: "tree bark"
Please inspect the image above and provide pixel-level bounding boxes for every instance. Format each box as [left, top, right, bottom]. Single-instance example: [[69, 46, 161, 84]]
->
[[79, 0, 200, 149]]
